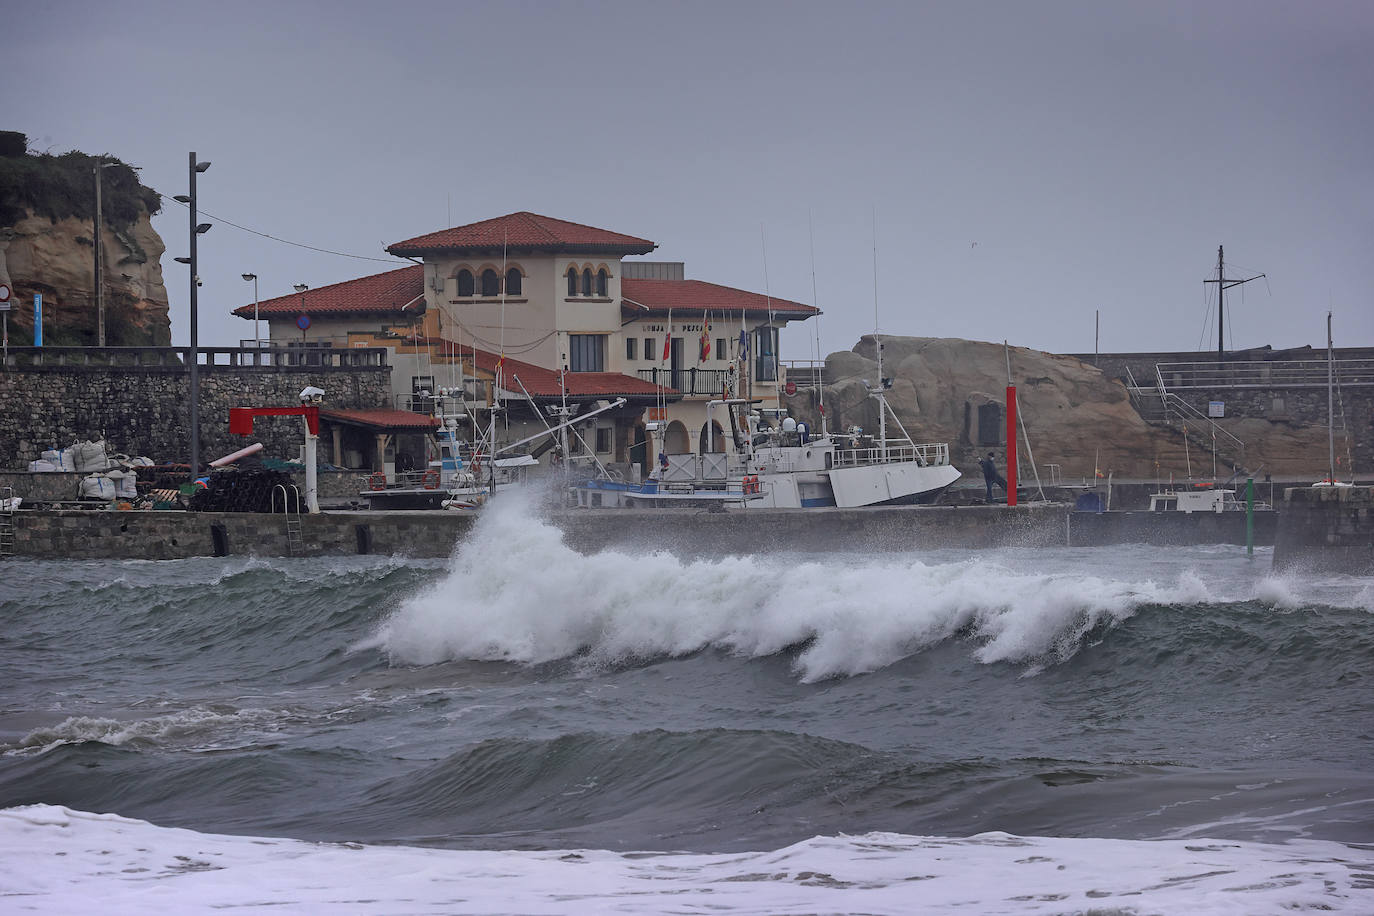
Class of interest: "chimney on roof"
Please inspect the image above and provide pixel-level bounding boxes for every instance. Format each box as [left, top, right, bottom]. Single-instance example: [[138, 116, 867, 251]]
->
[[620, 261, 684, 281]]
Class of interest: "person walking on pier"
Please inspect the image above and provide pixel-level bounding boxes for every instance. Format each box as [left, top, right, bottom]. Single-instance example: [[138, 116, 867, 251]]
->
[[980, 452, 1007, 503]]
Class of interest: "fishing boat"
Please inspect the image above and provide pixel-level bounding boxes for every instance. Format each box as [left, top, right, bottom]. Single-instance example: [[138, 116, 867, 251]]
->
[[570, 395, 960, 509]]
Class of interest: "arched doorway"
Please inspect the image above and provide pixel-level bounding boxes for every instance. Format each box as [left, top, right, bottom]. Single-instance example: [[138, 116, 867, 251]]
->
[[698, 420, 726, 453], [664, 420, 690, 455]]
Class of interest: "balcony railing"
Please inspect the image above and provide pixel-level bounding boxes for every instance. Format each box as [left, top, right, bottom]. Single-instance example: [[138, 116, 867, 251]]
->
[[637, 367, 731, 396], [3, 345, 389, 370]]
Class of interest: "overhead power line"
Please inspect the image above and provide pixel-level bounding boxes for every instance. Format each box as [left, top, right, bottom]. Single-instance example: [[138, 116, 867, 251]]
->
[[165, 197, 406, 264]]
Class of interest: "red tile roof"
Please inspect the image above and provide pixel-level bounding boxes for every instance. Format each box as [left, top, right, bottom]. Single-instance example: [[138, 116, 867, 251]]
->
[[620, 278, 819, 320], [422, 337, 679, 401], [232, 265, 423, 319], [320, 408, 440, 430], [387, 212, 656, 257]]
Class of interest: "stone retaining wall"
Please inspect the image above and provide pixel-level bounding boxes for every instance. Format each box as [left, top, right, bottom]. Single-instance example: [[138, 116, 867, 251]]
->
[[2, 503, 1281, 561], [0, 357, 390, 467]]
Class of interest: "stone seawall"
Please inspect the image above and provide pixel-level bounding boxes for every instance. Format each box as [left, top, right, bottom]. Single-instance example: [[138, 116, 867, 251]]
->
[[0, 348, 391, 467], [3, 504, 1280, 561], [9, 509, 480, 560], [1272, 485, 1374, 574], [0, 470, 372, 505]]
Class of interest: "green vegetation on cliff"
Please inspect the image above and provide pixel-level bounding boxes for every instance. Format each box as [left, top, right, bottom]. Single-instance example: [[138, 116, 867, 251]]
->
[[0, 130, 161, 229]]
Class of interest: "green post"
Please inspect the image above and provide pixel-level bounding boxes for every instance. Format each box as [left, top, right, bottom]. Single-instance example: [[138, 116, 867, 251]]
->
[[1245, 476, 1254, 558]]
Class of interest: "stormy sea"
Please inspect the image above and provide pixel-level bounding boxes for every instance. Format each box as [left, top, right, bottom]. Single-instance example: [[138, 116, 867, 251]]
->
[[2, 495, 1372, 914]]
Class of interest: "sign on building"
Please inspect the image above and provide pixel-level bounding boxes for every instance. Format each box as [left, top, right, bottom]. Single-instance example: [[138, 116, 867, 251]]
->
[[1208, 401, 1225, 418]]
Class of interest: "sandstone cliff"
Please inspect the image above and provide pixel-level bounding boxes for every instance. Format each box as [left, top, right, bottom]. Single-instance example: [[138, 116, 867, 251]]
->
[[0, 134, 170, 346], [782, 336, 1352, 481], [782, 336, 1200, 480]]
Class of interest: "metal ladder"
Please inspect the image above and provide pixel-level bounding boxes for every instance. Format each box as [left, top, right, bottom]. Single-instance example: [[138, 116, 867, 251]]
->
[[0, 487, 15, 558], [272, 484, 304, 556]]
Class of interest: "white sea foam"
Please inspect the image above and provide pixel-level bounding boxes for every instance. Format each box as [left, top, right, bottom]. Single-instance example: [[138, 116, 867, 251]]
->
[[357, 497, 1238, 680], [1, 805, 1368, 915], [6, 707, 282, 755]]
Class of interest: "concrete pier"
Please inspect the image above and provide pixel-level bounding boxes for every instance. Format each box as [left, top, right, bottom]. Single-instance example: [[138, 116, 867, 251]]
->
[[2, 502, 1280, 561], [1272, 485, 1374, 574]]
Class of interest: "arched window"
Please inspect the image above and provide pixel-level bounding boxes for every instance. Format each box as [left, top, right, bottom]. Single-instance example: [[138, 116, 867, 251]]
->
[[480, 269, 500, 297], [581, 268, 593, 297], [505, 267, 522, 296], [567, 266, 579, 296], [456, 269, 475, 297], [596, 268, 608, 297]]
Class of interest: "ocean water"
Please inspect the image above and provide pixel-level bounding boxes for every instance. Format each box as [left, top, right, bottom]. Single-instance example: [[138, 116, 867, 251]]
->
[[1, 495, 1372, 914]]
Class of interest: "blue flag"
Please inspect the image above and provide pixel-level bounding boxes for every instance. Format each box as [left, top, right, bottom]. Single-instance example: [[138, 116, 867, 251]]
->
[[738, 328, 748, 360]]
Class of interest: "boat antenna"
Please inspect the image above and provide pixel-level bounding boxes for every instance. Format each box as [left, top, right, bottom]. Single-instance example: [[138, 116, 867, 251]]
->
[[872, 207, 887, 459], [808, 208, 826, 436], [1328, 310, 1336, 484], [497, 228, 507, 409], [1202, 244, 1264, 358], [761, 222, 778, 412]]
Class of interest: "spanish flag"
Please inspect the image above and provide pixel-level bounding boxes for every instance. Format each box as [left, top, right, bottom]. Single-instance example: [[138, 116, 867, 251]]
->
[[699, 314, 712, 361]]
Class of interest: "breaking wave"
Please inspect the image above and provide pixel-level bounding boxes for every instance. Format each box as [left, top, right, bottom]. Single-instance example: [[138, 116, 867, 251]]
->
[[359, 497, 1364, 681]]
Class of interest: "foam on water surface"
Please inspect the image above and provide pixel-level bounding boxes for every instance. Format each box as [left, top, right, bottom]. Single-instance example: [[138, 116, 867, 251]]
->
[[1, 805, 1368, 915], [360, 495, 1371, 680]]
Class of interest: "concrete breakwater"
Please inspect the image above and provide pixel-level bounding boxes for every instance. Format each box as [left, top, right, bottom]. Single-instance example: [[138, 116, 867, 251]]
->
[[4, 503, 1279, 561], [1273, 485, 1374, 574]]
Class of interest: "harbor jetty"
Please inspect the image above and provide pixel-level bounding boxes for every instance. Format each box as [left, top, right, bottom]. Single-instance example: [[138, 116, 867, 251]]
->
[[3, 501, 1281, 561]]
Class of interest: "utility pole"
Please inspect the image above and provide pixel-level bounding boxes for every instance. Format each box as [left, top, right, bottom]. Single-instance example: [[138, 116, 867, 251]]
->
[[94, 160, 103, 347], [1203, 245, 1264, 358]]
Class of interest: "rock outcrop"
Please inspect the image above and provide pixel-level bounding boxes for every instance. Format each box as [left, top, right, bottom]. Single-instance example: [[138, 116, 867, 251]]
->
[[0, 212, 170, 346], [783, 336, 1196, 480], [0, 134, 170, 346]]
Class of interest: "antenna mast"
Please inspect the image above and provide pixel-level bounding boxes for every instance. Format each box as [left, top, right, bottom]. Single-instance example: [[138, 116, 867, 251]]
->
[[1202, 244, 1264, 358]]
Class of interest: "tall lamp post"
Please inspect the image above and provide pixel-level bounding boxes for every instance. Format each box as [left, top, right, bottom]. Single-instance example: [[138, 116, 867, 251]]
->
[[293, 283, 308, 344], [93, 159, 118, 346], [171, 152, 212, 481], [242, 273, 259, 349]]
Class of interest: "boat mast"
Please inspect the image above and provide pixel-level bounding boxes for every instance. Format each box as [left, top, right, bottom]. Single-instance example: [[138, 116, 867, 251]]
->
[[872, 208, 887, 459], [1328, 310, 1336, 484], [1202, 244, 1264, 358], [808, 209, 827, 437]]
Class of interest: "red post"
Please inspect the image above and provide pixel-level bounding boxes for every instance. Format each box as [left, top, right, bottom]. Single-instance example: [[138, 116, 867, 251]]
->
[[1005, 386, 1018, 507]]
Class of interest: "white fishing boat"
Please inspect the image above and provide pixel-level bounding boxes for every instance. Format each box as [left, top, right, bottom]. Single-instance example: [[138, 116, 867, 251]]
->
[[571, 396, 959, 509]]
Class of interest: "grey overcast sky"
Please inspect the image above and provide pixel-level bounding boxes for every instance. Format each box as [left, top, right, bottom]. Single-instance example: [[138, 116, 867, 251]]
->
[[7, 0, 1373, 359]]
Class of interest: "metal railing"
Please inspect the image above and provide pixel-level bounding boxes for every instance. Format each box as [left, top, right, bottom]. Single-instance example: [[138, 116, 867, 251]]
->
[[3, 345, 389, 370], [779, 359, 826, 388], [1155, 358, 1374, 389], [832, 441, 950, 468], [637, 367, 730, 396]]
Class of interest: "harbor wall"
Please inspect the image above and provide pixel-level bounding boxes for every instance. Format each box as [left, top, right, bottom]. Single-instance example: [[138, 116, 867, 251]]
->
[[8, 509, 480, 560], [3, 503, 1278, 561], [0, 347, 391, 467], [1272, 485, 1374, 574], [0, 470, 371, 505]]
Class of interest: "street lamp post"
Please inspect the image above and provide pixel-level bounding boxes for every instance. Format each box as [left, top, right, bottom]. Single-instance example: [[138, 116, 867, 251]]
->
[[293, 283, 308, 345], [242, 273, 259, 351], [172, 152, 212, 481]]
